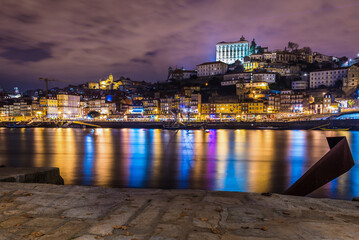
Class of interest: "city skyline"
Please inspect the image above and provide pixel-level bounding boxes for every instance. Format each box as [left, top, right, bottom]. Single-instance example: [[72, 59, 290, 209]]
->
[[0, 0, 358, 90]]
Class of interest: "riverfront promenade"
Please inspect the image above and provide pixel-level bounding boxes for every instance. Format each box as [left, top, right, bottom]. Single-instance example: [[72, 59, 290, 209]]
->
[[1, 182, 359, 240]]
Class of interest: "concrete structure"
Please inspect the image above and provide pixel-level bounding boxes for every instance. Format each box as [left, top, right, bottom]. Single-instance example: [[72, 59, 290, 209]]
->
[[310, 68, 348, 89], [216, 36, 250, 64], [196, 61, 228, 77]]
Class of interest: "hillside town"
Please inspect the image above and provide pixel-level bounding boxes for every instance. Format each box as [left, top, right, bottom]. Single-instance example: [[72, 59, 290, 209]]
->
[[1, 37, 359, 122]]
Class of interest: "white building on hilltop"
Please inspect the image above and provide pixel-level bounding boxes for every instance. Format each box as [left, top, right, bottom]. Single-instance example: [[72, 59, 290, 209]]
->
[[216, 36, 250, 64]]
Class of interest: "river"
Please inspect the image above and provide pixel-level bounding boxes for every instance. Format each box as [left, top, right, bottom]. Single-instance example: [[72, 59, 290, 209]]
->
[[0, 128, 358, 200]]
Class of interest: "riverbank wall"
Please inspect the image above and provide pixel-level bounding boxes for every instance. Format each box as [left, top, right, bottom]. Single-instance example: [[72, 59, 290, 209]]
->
[[1, 119, 359, 130]]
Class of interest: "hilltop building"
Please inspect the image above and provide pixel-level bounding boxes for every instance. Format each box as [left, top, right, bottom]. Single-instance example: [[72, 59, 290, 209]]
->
[[216, 36, 253, 64]]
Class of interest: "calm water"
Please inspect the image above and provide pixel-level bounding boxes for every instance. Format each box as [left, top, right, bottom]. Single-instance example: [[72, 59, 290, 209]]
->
[[0, 128, 358, 199]]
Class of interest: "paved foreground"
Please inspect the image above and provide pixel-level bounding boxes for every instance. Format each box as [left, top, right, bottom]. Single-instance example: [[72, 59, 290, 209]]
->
[[0, 183, 359, 240]]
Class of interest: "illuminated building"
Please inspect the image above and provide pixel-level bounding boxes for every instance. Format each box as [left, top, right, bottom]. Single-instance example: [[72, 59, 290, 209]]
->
[[310, 67, 348, 89], [201, 102, 242, 119], [279, 91, 305, 113], [88, 97, 116, 116], [268, 94, 280, 113], [309, 94, 332, 114], [196, 61, 228, 77], [216, 36, 250, 64], [142, 99, 159, 115], [87, 82, 99, 89], [39, 97, 58, 119], [87, 74, 127, 90], [242, 61, 268, 72], [57, 94, 81, 119], [13, 101, 31, 117], [247, 102, 264, 114], [179, 96, 191, 115], [190, 93, 201, 114], [243, 61, 260, 71], [160, 98, 173, 115], [127, 105, 144, 119]]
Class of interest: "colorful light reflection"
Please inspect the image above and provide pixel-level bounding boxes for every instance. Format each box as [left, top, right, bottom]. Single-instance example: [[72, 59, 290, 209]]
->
[[0, 128, 358, 200]]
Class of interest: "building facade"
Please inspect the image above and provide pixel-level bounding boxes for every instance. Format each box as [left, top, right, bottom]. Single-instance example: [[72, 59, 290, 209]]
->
[[292, 80, 308, 90], [196, 61, 228, 77], [252, 73, 276, 83], [343, 64, 359, 90], [57, 94, 81, 119], [216, 36, 250, 64], [39, 97, 58, 119], [310, 68, 348, 89]]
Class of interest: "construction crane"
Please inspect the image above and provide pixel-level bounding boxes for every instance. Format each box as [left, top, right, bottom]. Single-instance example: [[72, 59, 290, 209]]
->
[[39, 77, 65, 98]]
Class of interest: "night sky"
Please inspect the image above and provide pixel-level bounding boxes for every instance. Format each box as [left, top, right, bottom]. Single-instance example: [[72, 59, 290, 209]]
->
[[0, 0, 358, 91]]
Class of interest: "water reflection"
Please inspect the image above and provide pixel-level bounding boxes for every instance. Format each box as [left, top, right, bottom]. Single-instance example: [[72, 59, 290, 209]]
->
[[0, 128, 358, 200]]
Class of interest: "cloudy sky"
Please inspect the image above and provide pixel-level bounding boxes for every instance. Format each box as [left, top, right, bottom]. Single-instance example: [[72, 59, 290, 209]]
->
[[0, 0, 358, 91]]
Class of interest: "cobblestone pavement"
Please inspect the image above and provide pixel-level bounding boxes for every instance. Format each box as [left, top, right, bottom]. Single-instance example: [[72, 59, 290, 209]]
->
[[0, 182, 359, 240]]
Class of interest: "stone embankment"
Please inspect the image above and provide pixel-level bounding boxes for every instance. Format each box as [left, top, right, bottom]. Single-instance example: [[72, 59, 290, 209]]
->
[[2, 119, 359, 130], [1, 182, 359, 240], [0, 167, 64, 185]]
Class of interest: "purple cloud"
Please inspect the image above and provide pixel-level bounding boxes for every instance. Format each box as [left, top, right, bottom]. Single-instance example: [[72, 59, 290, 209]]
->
[[0, 0, 358, 90]]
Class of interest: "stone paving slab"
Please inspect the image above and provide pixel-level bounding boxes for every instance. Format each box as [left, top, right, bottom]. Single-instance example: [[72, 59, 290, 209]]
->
[[0, 182, 359, 239]]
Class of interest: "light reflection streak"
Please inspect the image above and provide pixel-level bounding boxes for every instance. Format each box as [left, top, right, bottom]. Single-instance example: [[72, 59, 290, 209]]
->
[[178, 130, 194, 188], [83, 134, 94, 185], [1, 128, 358, 200], [94, 129, 114, 186], [128, 129, 148, 187], [288, 130, 306, 185]]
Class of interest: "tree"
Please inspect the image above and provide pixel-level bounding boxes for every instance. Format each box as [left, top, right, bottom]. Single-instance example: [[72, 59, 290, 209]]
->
[[287, 41, 299, 51], [302, 46, 312, 54]]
